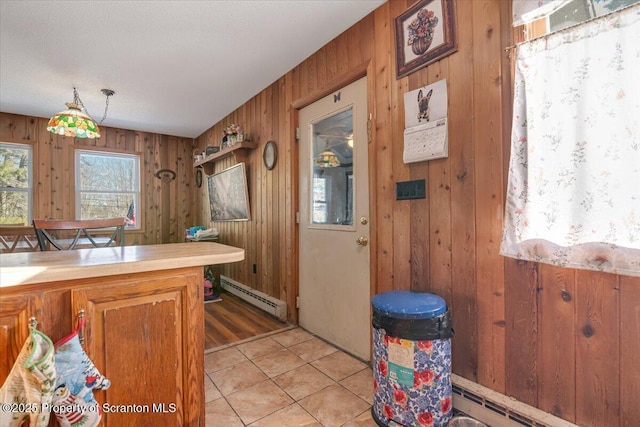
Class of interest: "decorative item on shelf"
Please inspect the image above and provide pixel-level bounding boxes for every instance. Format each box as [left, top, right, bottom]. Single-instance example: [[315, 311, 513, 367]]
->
[[47, 87, 115, 139], [315, 150, 340, 168], [205, 146, 220, 156], [223, 123, 244, 146]]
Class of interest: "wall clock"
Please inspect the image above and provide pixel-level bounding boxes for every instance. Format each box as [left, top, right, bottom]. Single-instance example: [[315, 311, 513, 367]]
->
[[195, 168, 203, 187], [263, 140, 277, 170]]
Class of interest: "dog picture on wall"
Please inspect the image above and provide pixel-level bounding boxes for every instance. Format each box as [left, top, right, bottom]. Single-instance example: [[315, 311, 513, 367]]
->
[[417, 89, 433, 122], [404, 79, 448, 129]]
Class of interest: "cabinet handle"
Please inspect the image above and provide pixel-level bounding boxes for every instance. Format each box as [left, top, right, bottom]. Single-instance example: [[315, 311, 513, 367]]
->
[[78, 309, 85, 345]]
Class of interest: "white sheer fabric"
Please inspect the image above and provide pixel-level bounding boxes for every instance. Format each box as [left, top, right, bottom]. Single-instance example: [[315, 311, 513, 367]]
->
[[501, 4, 640, 276], [512, 0, 571, 26]]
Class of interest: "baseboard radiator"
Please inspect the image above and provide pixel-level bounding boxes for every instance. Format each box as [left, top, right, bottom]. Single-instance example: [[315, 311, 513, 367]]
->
[[452, 374, 579, 427], [220, 275, 287, 322]]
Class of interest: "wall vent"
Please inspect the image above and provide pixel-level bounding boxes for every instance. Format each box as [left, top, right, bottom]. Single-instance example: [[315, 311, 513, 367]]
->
[[452, 374, 579, 427], [220, 275, 287, 321]]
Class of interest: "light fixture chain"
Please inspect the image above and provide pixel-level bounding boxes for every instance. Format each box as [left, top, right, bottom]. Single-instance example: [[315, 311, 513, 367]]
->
[[73, 87, 93, 118], [66, 87, 113, 125], [100, 93, 111, 124]]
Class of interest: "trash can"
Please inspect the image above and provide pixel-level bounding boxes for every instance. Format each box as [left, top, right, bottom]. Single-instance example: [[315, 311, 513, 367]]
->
[[371, 291, 453, 427]]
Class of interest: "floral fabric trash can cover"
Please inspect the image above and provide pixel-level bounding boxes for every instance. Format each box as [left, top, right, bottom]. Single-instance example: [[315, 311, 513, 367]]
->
[[371, 291, 453, 427]]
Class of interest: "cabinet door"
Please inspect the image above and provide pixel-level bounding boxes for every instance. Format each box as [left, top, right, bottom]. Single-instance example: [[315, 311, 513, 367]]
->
[[0, 293, 42, 383], [71, 267, 203, 427]]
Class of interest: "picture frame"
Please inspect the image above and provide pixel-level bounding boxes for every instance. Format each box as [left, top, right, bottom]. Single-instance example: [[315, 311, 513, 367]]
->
[[263, 140, 277, 170], [195, 168, 203, 188], [395, 0, 457, 79], [207, 162, 251, 221]]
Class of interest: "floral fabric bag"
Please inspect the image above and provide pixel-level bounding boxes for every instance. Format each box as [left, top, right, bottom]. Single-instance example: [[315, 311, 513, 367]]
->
[[52, 317, 110, 427], [0, 323, 56, 427]]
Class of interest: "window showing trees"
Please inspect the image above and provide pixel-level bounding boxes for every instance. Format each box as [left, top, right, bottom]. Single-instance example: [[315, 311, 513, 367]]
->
[[548, 0, 638, 33], [75, 150, 140, 228], [0, 142, 32, 225], [312, 175, 329, 224]]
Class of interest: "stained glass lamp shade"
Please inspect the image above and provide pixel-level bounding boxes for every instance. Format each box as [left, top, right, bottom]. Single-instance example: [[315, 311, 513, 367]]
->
[[315, 150, 340, 168], [47, 103, 100, 139], [47, 87, 102, 139]]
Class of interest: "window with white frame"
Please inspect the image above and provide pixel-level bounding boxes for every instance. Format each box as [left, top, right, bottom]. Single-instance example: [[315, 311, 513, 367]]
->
[[550, 0, 639, 32], [312, 175, 329, 224], [514, 0, 639, 34], [75, 150, 140, 228], [0, 142, 32, 225]]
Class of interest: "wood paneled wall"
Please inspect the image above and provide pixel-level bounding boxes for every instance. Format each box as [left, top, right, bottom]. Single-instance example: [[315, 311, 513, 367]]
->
[[0, 113, 195, 245], [2, 1, 635, 424], [194, 77, 294, 312], [194, 1, 640, 425]]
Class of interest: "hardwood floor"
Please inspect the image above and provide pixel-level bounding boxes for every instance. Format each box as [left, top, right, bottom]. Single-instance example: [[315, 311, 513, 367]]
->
[[204, 290, 291, 351]]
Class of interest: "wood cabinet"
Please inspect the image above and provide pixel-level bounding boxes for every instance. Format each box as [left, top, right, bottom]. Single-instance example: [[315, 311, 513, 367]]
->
[[194, 141, 257, 174], [73, 268, 202, 426], [0, 268, 203, 426], [0, 243, 244, 427], [0, 292, 42, 381]]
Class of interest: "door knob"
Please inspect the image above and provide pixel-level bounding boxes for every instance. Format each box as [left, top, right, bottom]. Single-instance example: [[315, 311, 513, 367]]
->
[[356, 236, 368, 246]]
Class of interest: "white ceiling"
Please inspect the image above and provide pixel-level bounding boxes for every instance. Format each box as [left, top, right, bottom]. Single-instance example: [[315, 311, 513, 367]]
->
[[0, 0, 385, 139]]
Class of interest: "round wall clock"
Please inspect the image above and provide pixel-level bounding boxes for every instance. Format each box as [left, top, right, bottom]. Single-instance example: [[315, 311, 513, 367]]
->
[[195, 168, 203, 187], [263, 140, 277, 170]]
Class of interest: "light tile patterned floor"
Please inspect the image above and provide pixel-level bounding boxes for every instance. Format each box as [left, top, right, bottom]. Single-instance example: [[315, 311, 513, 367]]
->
[[204, 328, 378, 427]]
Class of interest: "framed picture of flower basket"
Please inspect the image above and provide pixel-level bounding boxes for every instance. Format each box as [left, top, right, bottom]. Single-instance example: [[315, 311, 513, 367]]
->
[[395, 0, 457, 79]]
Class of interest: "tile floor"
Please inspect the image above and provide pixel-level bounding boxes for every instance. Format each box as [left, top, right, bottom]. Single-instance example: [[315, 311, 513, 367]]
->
[[204, 327, 378, 426]]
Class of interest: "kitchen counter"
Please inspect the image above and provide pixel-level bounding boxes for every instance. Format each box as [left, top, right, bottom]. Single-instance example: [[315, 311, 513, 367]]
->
[[0, 242, 244, 426], [0, 242, 244, 288]]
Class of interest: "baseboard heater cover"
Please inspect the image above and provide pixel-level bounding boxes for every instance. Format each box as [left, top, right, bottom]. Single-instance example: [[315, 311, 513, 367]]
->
[[452, 374, 579, 427], [220, 275, 287, 321]]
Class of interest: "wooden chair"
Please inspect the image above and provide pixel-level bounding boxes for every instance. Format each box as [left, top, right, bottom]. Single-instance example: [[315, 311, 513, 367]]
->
[[0, 225, 39, 253], [32, 218, 126, 251]]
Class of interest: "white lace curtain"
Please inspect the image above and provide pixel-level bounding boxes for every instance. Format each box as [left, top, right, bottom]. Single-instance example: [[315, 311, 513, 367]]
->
[[501, 4, 640, 276]]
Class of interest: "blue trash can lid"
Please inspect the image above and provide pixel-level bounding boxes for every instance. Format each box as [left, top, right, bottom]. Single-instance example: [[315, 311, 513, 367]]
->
[[371, 291, 447, 319]]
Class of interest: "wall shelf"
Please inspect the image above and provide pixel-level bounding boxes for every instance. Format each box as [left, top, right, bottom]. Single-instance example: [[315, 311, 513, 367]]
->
[[194, 141, 258, 174]]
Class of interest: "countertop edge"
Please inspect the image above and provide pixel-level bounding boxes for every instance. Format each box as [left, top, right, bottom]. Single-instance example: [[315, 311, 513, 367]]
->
[[0, 243, 245, 288]]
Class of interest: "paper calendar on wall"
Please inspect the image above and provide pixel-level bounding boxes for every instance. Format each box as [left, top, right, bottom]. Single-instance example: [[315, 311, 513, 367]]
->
[[403, 79, 448, 164]]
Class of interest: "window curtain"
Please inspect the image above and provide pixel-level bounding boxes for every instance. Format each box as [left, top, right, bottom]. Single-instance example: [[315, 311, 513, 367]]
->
[[512, 0, 572, 26], [501, 4, 640, 276]]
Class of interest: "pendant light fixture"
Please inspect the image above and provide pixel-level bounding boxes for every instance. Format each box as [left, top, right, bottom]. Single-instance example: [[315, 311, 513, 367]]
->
[[314, 150, 340, 168], [47, 87, 114, 139]]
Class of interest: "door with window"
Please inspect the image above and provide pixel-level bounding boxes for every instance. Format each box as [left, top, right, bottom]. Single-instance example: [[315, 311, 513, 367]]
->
[[298, 77, 370, 360]]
